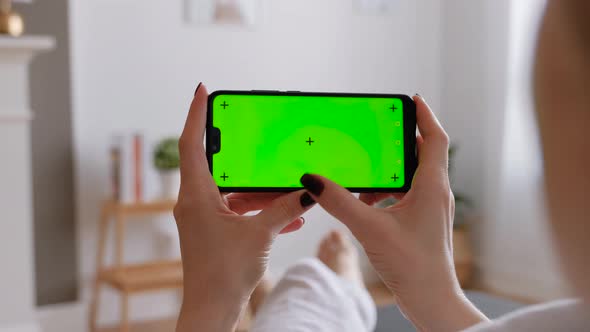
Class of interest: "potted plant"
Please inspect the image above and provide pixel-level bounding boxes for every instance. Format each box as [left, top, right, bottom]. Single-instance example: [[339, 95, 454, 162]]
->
[[154, 137, 181, 199], [448, 145, 475, 287]]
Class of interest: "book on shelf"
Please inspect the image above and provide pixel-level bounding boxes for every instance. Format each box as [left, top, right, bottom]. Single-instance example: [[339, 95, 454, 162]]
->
[[110, 133, 146, 203]]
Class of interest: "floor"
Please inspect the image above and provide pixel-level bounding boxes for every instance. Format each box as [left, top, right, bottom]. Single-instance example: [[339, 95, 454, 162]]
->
[[98, 319, 175, 332], [96, 283, 397, 332], [97, 283, 537, 332], [98, 316, 249, 332], [98, 315, 253, 332]]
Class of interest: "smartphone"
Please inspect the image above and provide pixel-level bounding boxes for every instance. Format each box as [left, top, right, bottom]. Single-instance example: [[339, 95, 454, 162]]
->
[[206, 90, 417, 192]]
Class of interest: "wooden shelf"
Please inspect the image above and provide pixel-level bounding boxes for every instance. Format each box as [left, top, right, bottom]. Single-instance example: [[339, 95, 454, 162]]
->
[[97, 318, 176, 332], [97, 317, 250, 332], [90, 201, 476, 331], [99, 260, 183, 294], [453, 228, 475, 288], [90, 200, 178, 332], [102, 200, 176, 216]]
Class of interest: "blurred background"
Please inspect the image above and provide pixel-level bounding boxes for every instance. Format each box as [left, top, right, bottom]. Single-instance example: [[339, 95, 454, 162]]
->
[[0, 0, 564, 331]]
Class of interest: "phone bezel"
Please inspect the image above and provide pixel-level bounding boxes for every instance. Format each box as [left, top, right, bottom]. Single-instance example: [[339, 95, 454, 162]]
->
[[206, 90, 417, 193]]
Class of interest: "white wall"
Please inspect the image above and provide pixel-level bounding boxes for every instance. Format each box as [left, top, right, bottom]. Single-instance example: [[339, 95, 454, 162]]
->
[[440, 0, 568, 301], [482, 0, 567, 300], [69, 0, 441, 325], [0, 37, 55, 332], [64, 0, 572, 328], [439, 0, 491, 212]]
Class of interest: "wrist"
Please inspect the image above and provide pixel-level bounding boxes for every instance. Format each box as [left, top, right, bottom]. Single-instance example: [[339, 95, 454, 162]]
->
[[176, 283, 249, 332], [431, 290, 488, 332], [395, 273, 488, 332], [177, 302, 245, 332], [406, 286, 488, 332]]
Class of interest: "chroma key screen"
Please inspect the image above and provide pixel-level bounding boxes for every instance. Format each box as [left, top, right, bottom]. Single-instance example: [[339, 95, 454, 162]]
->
[[207, 92, 414, 191]]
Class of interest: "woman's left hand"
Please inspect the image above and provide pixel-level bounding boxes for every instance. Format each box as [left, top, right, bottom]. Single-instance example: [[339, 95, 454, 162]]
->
[[174, 83, 316, 332]]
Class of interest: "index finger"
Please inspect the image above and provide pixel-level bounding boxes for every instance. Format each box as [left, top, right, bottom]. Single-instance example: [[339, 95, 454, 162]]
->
[[412, 95, 451, 185], [178, 83, 219, 198], [225, 193, 284, 214], [300, 174, 381, 240], [359, 193, 405, 206]]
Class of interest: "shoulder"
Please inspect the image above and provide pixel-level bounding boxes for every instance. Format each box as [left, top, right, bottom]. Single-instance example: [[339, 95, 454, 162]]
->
[[462, 299, 589, 332]]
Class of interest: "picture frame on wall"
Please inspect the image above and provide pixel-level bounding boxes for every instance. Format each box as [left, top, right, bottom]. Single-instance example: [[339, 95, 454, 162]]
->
[[356, 0, 398, 13], [184, 0, 260, 26]]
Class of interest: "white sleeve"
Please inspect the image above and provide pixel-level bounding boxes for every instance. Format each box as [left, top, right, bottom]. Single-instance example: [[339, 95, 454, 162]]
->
[[461, 300, 588, 332], [250, 258, 377, 332]]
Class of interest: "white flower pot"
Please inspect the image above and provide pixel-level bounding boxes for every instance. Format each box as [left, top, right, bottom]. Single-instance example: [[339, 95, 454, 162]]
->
[[159, 169, 181, 200]]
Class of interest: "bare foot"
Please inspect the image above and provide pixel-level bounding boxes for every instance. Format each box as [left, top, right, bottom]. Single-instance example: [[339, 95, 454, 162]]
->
[[317, 230, 364, 287], [249, 273, 274, 316]]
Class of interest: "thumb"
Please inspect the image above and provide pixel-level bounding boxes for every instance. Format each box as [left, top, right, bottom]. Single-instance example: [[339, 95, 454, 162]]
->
[[299, 174, 378, 239], [256, 190, 316, 235]]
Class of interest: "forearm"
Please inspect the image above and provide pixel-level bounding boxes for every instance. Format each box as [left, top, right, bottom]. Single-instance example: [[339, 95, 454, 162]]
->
[[408, 292, 488, 332], [556, 0, 590, 42], [176, 283, 247, 332], [535, 0, 590, 118], [394, 274, 488, 332], [424, 291, 489, 332], [176, 305, 242, 332], [543, 0, 590, 68], [175, 232, 248, 332]]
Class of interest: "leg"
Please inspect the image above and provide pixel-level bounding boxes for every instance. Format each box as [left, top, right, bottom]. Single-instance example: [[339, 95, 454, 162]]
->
[[89, 282, 101, 332], [250, 230, 377, 332], [316, 230, 364, 288], [115, 211, 125, 267], [250, 272, 275, 316], [120, 292, 129, 332], [90, 205, 110, 332]]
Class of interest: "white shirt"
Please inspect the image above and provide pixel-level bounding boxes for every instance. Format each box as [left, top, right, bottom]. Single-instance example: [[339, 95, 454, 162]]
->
[[250, 258, 588, 332], [251, 258, 377, 332], [463, 299, 589, 332]]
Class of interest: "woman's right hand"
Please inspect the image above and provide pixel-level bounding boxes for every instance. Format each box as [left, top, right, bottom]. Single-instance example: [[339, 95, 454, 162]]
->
[[300, 95, 488, 332]]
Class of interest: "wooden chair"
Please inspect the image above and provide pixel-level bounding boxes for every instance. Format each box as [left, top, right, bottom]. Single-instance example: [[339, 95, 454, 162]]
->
[[89, 200, 181, 332]]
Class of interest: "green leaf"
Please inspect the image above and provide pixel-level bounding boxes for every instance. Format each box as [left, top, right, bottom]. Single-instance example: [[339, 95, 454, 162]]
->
[[153, 137, 180, 170]]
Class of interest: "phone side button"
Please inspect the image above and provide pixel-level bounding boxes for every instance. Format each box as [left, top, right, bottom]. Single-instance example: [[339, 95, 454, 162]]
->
[[251, 90, 280, 92]]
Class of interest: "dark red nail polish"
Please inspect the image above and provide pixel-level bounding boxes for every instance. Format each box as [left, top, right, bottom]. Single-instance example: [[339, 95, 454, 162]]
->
[[300, 174, 324, 196], [194, 82, 202, 95], [300, 192, 316, 208]]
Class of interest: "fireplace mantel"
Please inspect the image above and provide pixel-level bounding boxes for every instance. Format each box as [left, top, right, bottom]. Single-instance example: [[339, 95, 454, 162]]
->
[[0, 35, 54, 49], [0, 35, 54, 332]]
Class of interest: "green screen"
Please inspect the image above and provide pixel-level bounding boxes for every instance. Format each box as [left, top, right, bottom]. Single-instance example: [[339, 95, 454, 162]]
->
[[210, 93, 406, 189]]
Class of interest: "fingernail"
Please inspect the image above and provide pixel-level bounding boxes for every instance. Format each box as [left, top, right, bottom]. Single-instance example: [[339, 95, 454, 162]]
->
[[300, 192, 316, 208], [301, 217, 306, 224], [300, 174, 324, 196], [194, 82, 203, 95]]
